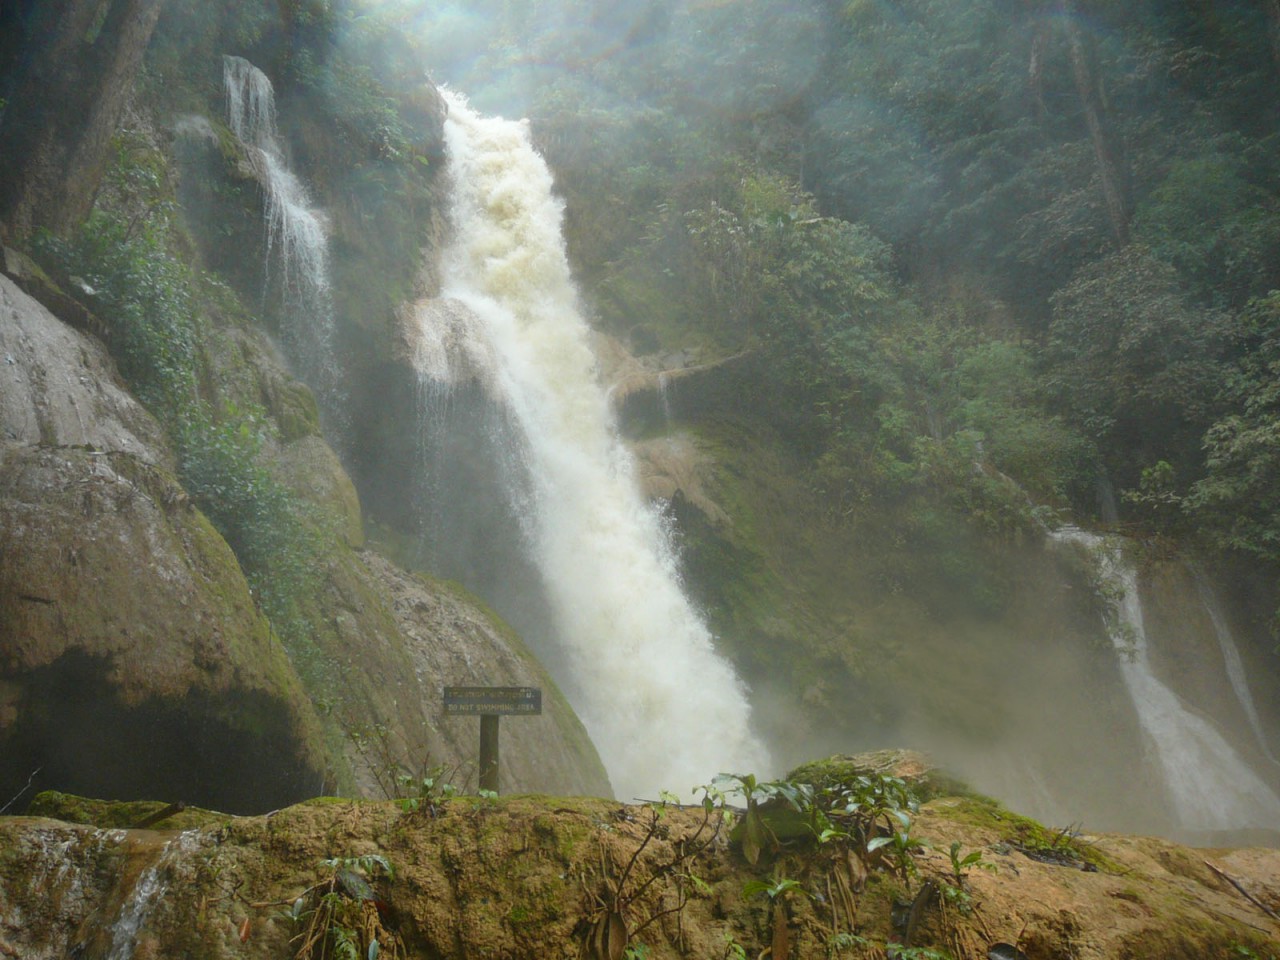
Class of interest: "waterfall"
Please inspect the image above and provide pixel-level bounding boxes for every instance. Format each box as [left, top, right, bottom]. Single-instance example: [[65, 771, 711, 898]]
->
[[1051, 527, 1280, 832], [656, 371, 674, 424], [1189, 563, 1280, 767], [222, 55, 344, 420], [106, 831, 202, 960], [412, 91, 769, 800]]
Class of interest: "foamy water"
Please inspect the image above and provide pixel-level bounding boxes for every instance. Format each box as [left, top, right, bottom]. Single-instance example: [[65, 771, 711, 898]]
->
[[411, 92, 770, 799], [223, 55, 343, 419]]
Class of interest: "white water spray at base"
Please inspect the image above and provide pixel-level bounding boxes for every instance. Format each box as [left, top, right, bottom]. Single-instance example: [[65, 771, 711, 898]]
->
[[1052, 528, 1280, 832], [415, 92, 769, 799]]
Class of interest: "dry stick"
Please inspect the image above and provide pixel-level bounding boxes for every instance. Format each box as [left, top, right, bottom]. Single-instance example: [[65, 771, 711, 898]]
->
[[833, 862, 859, 932], [0, 767, 41, 814], [826, 874, 838, 937], [131, 801, 185, 829], [1203, 860, 1280, 923], [970, 902, 997, 943]]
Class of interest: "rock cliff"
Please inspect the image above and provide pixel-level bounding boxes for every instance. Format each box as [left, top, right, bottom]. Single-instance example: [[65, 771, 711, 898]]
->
[[0, 233, 610, 807], [0, 273, 329, 811]]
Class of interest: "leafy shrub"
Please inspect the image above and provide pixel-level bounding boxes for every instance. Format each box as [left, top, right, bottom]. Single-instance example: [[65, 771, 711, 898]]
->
[[36, 138, 326, 660]]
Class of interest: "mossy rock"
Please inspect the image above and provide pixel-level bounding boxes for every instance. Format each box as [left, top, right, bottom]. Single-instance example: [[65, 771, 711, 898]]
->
[[786, 750, 972, 802], [927, 794, 1121, 873], [26, 791, 230, 831]]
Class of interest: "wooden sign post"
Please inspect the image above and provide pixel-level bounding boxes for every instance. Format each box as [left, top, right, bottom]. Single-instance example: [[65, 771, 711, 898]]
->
[[443, 686, 542, 794]]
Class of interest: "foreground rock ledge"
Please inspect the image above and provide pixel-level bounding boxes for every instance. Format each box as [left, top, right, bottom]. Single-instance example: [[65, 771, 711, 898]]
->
[[2, 789, 1278, 960]]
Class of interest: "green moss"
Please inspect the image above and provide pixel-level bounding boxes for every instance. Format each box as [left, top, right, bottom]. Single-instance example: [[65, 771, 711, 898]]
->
[[930, 796, 1120, 873], [301, 795, 367, 807], [26, 791, 230, 830], [1117, 918, 1280, 960]]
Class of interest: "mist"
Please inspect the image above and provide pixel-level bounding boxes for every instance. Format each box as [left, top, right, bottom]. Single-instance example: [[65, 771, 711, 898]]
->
[[308, 0, 1280, 838], [3, 0, 1278, 844]]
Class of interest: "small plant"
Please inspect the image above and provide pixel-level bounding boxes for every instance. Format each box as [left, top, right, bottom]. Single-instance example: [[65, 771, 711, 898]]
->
[[290, 855, 400, 960], [824, 936, 875, 957], [722, 931, 750, 960], [939, 839, 997, 916], [741, 875, 806, 903], [713, 773, 814, 865], [396, 767, 459, 814], [826, 931, 870, 956], [886, 944, 953, 960], [946, 840, 996, 886], [867, 826, 931, 886]]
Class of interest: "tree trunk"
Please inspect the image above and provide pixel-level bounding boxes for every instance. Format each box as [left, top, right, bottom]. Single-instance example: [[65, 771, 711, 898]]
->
[[0, 0, 166, 241], [1059, 0, 1131, 245]]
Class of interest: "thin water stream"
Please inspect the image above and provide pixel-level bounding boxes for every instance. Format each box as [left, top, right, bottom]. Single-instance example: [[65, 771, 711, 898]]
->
[[222, 55, 344, 421], [1051, 527, 1280, 832]]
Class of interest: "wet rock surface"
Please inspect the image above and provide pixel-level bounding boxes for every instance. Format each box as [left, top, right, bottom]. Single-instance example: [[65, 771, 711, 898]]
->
[[2, 782, 1277, 960]]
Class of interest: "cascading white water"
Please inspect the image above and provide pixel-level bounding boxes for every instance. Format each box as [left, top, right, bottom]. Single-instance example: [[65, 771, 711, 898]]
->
[[656, 371, 674, 424], [1189, 563, 1280, 767], [222, 56, 343, 415], [106, 831, 202, 960], [1051, 527, 1280, 832], [413, 91, 770, 799]]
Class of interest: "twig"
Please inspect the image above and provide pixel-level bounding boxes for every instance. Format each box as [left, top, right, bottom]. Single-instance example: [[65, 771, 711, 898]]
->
[[1, 768, 41, 814], [1204, 860, 1280, 922], [131, 801, 185, 829]]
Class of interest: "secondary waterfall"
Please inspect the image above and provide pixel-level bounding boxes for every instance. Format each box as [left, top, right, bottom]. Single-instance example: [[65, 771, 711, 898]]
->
[[106, 830, 203, 960], [1190, 564, 1280, 767], [1051, 527, 1280, 832], [411, 92, 769, 799], [222, 56, 343, 419]]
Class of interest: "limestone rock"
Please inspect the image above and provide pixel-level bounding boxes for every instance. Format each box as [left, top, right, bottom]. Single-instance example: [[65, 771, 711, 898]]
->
[[0, 274, 164, 461], [1, 792, 1277, 959], [631, 431, 732, 529], [0, 280, 328, 812], [313, 550, 612, 799]]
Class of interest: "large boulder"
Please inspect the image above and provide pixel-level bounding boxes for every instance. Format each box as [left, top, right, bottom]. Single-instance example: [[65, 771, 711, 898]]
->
[[0, 274, 329, 812], [336, 550, 612, 798]]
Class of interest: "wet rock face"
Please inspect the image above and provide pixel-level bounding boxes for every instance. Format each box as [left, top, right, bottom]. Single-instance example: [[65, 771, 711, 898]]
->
[[351, 552, 613, 798], [0, 278, 328, 812], [0, 274, 165, 460]]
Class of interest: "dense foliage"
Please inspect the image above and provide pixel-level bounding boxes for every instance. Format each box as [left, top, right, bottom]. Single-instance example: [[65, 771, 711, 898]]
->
[[35, 132, 327, 658], [402, 0, 1280, 609]]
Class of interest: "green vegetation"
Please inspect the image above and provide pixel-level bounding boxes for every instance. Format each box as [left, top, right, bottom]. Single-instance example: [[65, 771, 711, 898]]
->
[[430, 0, 1280, 630], [290, 854, 401, 960], [34, 131, 328, 665]]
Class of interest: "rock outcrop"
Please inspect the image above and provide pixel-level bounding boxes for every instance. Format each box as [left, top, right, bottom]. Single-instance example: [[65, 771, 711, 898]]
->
[[0, 264, 611, 809], [1, 777, 1277, 959], [0, 274, 330, 812]]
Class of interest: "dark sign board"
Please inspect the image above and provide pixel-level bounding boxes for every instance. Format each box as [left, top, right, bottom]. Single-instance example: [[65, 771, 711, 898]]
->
[[444, 686, 542, 716]]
